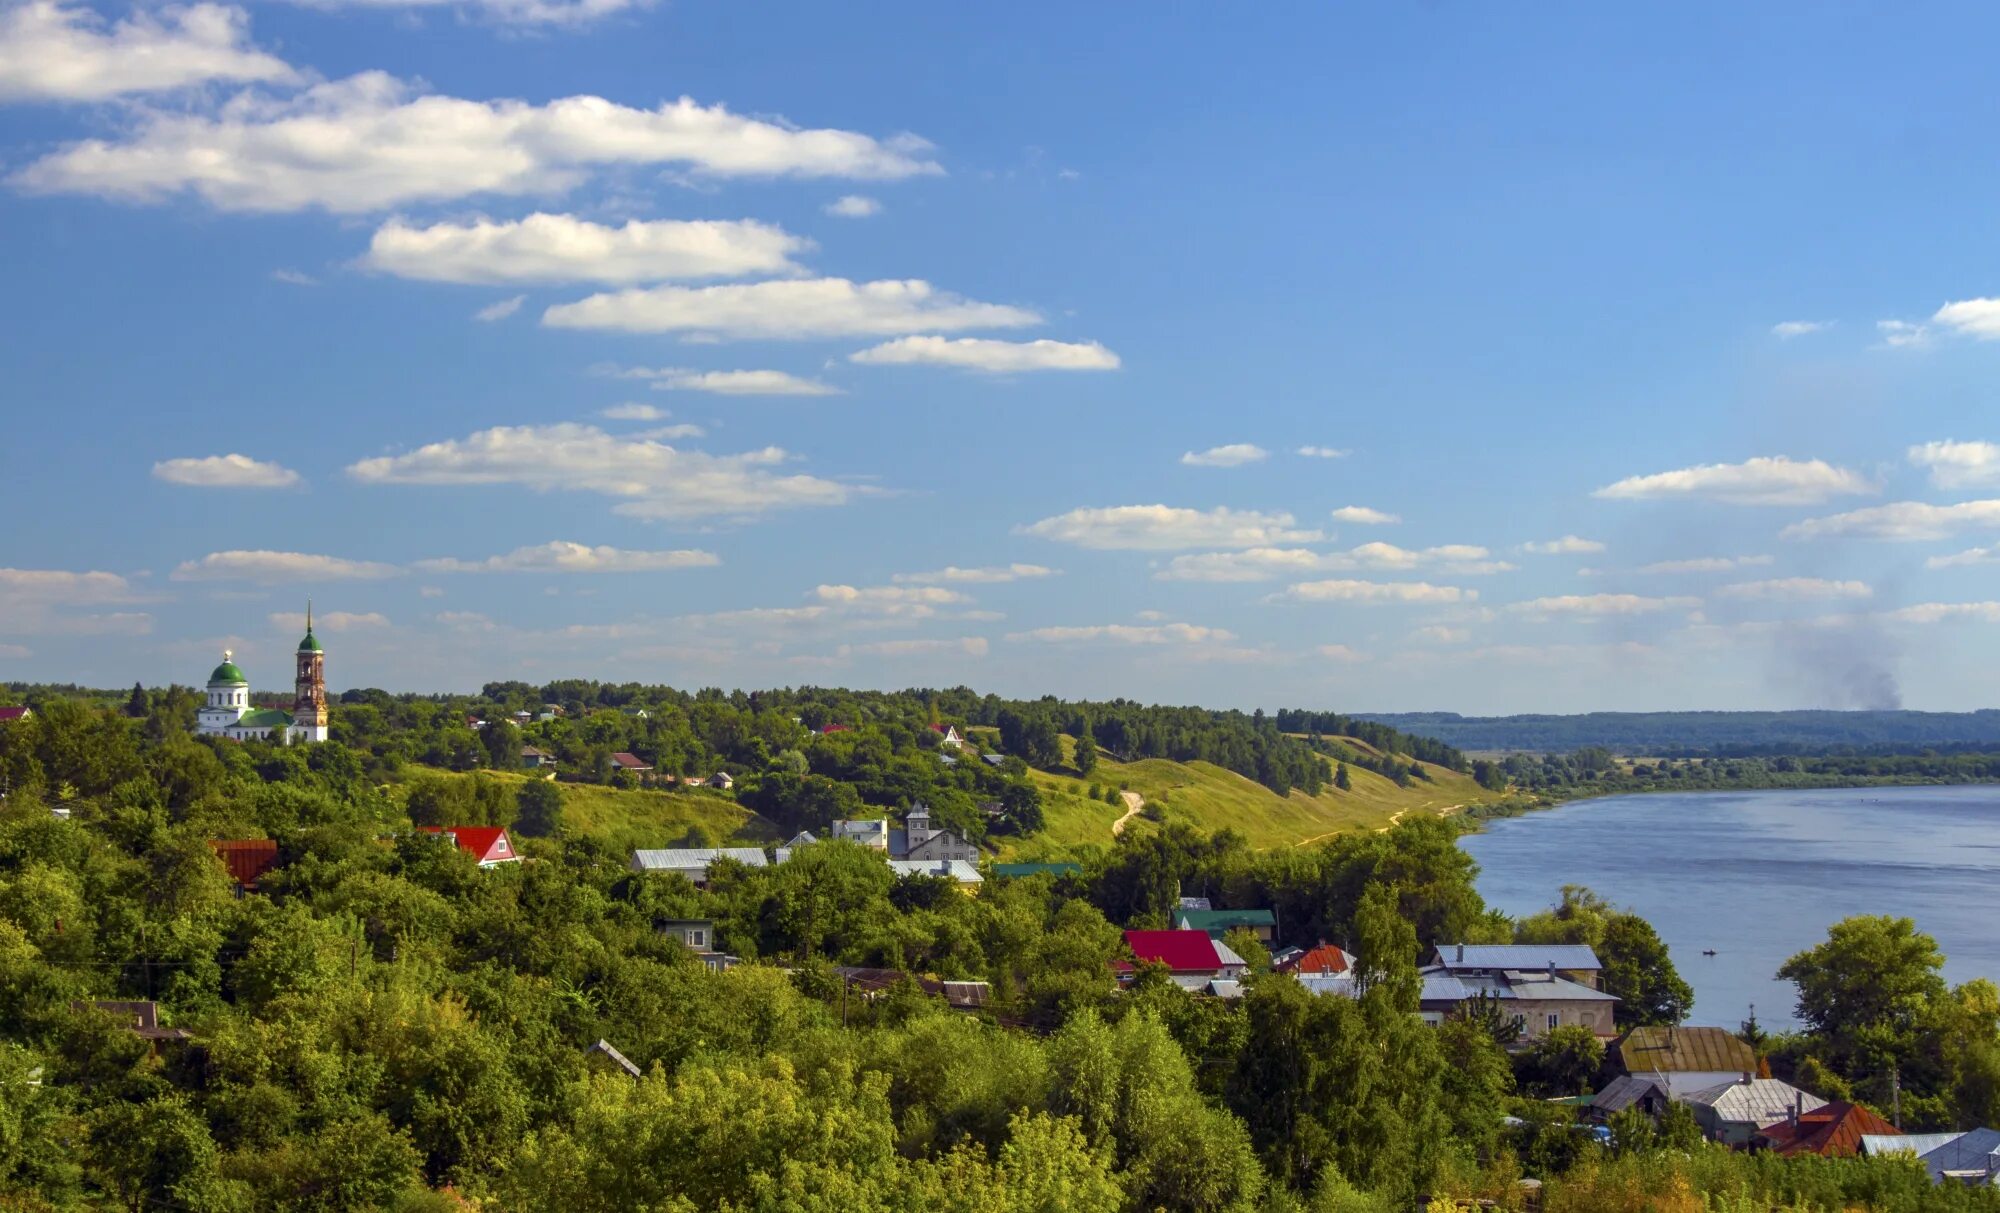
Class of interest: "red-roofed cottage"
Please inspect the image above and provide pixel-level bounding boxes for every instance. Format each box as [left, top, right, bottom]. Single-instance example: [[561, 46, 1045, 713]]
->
[[419, 826, 521, 868], [0, 706, 31, 723], [209, 839, 280, 891], [1281, 943, 1354, 976], [1121, 929, 1249, 989], [1756, 1101, 1902, 1157]]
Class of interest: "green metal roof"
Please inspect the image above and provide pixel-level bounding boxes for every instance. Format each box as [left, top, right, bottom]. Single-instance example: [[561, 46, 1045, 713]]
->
[[993, 861, 1083, 878], [1174, 908, 1276, 936], [297, 629, 322, 652], [208, 660, 248, 685], [234, 708, 295, 730]]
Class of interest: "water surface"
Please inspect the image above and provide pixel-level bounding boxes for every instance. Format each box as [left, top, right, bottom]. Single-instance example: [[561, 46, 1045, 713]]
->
[[1459, 786, 2000, 1030]]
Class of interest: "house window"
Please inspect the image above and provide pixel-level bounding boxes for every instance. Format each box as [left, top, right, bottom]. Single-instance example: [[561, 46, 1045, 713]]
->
[[1547, 1013, 1560, 1030], [690, 929, 706, 948], [1511, 1015, 1526, 1033]]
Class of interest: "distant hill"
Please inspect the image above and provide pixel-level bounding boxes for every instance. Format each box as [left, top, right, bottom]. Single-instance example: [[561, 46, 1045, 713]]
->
[[1356, 710, 2000, 756]]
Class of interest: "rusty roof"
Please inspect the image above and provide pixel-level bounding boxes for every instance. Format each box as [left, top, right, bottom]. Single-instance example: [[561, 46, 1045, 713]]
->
[[1759, 1101, 1901, 1157], [1615, 1025, 1757, 1076]]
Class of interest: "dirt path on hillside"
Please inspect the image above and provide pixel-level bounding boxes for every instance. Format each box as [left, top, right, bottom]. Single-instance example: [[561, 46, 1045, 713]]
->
[[1290, 802, 1469, 848], [1110, 791, 1145, 837]]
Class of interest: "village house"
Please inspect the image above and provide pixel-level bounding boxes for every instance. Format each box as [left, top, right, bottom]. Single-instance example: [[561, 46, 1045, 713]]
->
[[1610, 1025, 1758, 1097], [1174, 908, 1277, 942], [833, 967, 992, 1012], [1863, 1128, 2000, 1185], [520, 746, 555, 770], [209, 839, 280, 893], [1431, 943, 1603, 990], [706, 771, 734, 790], [630, 846, 769, 885], [609, 752, 653, 774], [1119, 929, 1250, 990], [774, 831, 817, 863], [928, 723, 964, 749], [896, 804, 978, 863], [831, 818, 890, 850], [72, 1001, 191, 1044], [1415, 966, 1618, 1040], [0, 706, 33, 723], [1757, 1101, 1901, 1156], [1589, 1074, 1674, 1124], [657, 918, 736, 970], [887, 858, 983, 889], [1280, 943, 1355, 977], [419, 826, 521, 868], [1683, 1078, 1828, 1147]]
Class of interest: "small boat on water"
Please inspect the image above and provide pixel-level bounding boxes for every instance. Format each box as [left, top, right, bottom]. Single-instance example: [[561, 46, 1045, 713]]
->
[[1702, 948, 1718, 957]]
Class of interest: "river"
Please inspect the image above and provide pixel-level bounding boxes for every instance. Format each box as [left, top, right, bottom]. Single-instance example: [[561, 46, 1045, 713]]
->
[[1458, 785, 2000, 1030]]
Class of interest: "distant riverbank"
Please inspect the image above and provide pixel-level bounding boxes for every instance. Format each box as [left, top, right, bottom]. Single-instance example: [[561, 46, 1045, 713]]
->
[[1453, 771, 2000, 834]]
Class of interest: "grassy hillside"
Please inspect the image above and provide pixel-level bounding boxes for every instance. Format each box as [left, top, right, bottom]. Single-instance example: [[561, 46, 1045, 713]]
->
[[1000, 735, 1502, 858], [422, 770, 783, 855]]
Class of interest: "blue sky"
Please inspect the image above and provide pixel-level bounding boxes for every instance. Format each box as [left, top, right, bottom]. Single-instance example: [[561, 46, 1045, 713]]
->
[[5, 2, 2000, 712]]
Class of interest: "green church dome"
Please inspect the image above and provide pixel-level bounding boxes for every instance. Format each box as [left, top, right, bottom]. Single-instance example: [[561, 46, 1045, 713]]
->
[[209, 653, 248, 685], [298, 630, 322, 653]]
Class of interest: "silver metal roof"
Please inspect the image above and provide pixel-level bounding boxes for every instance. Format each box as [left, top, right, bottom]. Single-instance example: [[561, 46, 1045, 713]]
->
[[1434, 944, 1602, 972], [631, 847, 769, 870], [1683, 1078, 1827, 1127]]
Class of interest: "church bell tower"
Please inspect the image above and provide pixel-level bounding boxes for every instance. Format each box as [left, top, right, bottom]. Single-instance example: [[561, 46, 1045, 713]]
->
[[292, 601, 329, 742]]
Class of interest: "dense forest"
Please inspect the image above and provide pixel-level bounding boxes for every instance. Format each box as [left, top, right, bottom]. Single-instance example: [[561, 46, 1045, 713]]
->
[[1360, 710, 2000, 755], [3, 693, 2000, 1209], [1484, 748, 2000, 798]]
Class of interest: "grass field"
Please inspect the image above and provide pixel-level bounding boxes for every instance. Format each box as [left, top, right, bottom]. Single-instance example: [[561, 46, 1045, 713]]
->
[[423, 769, 783, 854]]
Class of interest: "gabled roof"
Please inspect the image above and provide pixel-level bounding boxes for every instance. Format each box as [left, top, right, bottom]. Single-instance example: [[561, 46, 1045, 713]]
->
[[631, 847, 769, 871], [1865, 1128, 2000, 1183], [1683, 1078, 1827, 1127], [419, 826, 519, 866], [1286, 943, 1353, 976], [209, 839, 279, 887], [0, 706, 31, 721], [1124, 929, 1225, 973], [1757, 1101, 1901, 1156], [1591, 1074, 1671, 1115], [1174, 908, 1276, 935], [1615, 1026, 1756, 1076], [1434, 944, 1601, 972], [234, 707, 294, 729], [520, 745, 552, 758], [819, 723, 852, 733], [587, 1038, 643, 1079], [887, 859, 983, 884], [609, 751, 652, 770]]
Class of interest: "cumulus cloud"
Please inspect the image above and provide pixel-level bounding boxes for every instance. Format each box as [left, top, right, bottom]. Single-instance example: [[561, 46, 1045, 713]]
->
[[172, 550, 401, 582], [1019, 505, 1322, 551], [599, 402, 664, 420], [346, 423, 860, 521], [269, 610, 388, 631], [1519, 535, 1606, 555], [1782, 499, 2000, 541], [0, 0, 294, 101], [15, 73, 940, 212], [1877, 319, 1932, 349], [364, 213, 809, 285], [415, 541, 718, 574], [1510, 593, 1699, 619], [1909, 439, 2000, 489], [1594, 456, 1874, 506], [544, 277, 1037, 340], [629, 368, 841, 396], [1297, 446, 1348, 459], [1636, 555, 1773, 574], [812, 584, 968, 608], [1927, 545, 2000, 570], [1180, 443, 1268, 468], [1884, 602, 2000, 624], [1329, 505, 1397, 524], [1771, 320, 1831, 339], [474, 295, 525, 322], [1714, 577, 1873, 601], [823, 194, 880, 218], [848, 335, 1119, 373], [1410, 625, 1469, 644], [1007, 623, 1236, 645], [1931, 299, 2000, 341], [0, 568, 142, 611], [1270, 580, 1475, 605], [152, 452, 301, 488], [1317, 644, 1369, 662], [274, 0, 656, 27], [893, 564, 1056, 584], [1158, 543, 1510, 583]]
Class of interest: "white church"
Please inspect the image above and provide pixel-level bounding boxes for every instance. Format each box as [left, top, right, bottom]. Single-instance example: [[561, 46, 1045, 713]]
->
[[196, 609, 331, 744]]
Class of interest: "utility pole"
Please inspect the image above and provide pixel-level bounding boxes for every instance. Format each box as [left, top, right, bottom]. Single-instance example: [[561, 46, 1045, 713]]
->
[[1891, 1062, 1902, 1130]]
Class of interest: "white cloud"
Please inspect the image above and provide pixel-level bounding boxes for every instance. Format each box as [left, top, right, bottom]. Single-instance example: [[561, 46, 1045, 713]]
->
[[1884, 602, 2000, 624], [1771, 320, 1830, 339], [1931, 298, 2000, 340], [0, 568, 140, 607], [419, 586, 444, 597], [893, 564, 1056, 585], [1636, 555, 1773, 575], [1714, 577, 1873, 601], [1594, 456, 1875, 506], [848, 335, 1119, 373], [823, 194, 880, 218], [1316, 644, 1369, 662], [1329, 505, 1397, 524], [1782, 499, 2000, 541], [1180, 443, 1269, 468], [1158, 543, 1510, 583], [635, 423, 705, 440], [1519, 535, 1606, 555], [1876, 319, 1932, 349], [0, 644, 28, 658], [1271, 580, 1476, 605], [632, 368, 841, 396], [415, 541, 719, 574], [269, 610, 388, 631], [812, 584, 968, 608], [1927, 545, 2000, 570], [839, 637, 988, 658], [1020, 505, 1322, 551], [0, 0, 294, 102], [1908, 439, 2000, 489], [364, 213, 809, 285], [346, 423, 860, 521], [270, 267, 317, 286], [1510, 593, 1699, 619], [274, 0, 654, 27], [1297, 446, 1348, 459], [600, 402, 665, 420], [152, 452, 301, 488], [474, 295, 525, 322], [1008, 622, 1236, 645], [16, 73, 940, 212], [1410, 625, 1469, 644], [543, 277, 1036, 340], [172, 550, 401, 582]]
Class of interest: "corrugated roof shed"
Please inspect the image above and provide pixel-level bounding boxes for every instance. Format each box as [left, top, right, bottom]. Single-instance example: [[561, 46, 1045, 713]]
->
[[1757, 1101, 1901, 1156], [1591, 1075, 1671, 1116], [886, 859, 982, 884], [631, 847, 769, 871], [1616, 1025, 1757, 1076], [1684, 1078, 1827, 1128]]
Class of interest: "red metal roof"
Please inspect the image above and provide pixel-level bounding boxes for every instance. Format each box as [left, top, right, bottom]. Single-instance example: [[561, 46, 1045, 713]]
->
[[1757, 1102, 1900, 1156], [610, 752, 651, 770], [1287, 943, 1352, 975], [0, 706, 30, 721], [1124, 929, 1225, 973], [209, 839, 279, 888], [419, 826, 517, 865], [820, 723, 852, 733]]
